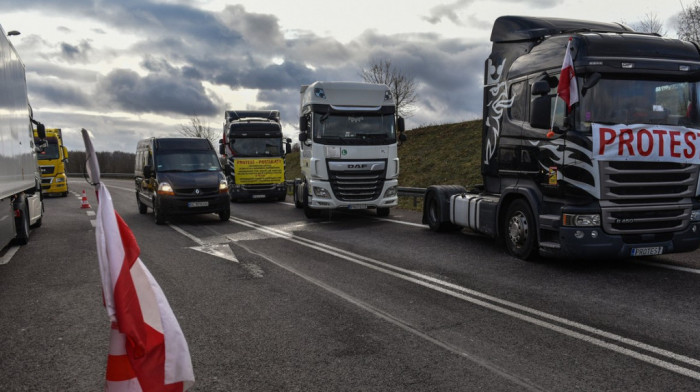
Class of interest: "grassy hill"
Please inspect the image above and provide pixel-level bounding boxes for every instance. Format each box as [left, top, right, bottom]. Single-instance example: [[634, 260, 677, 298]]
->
[[285, 119, 483, 209]]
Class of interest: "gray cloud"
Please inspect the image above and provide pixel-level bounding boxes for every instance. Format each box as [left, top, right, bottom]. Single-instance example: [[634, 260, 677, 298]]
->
[[99, 69, 219, 116]]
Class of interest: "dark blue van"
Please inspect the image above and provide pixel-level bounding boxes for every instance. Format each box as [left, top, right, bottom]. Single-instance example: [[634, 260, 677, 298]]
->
[[135, 137, 230, 224]]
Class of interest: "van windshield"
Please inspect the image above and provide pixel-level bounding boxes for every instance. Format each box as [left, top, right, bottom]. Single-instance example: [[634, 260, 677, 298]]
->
[[155, 150, 221, 172]]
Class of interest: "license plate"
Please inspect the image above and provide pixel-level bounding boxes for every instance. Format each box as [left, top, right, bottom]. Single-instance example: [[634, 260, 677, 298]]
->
[[348, 204, 367, 210], [187, 201, 209, 208], [252, 194, 265, 199], [631, 246, 663, 256]]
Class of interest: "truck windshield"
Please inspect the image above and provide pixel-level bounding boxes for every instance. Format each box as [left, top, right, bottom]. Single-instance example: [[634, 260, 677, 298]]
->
[[36, 139, 59, 160], [155, 151, 221, 172], [230, 138, 282, 157], [580, 78, 700, 129], [313, 113, 396, 145]]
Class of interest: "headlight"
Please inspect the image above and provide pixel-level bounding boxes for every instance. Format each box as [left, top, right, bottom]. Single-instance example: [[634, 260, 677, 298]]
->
[[219, 179, 228, 193], [562, 213, 601, 227], [691, 210, 700, 222], [157, 182, 174, 195], [313, 186, 331, 198], [55, 177, 66, 183], [384, 186, 397, 198]]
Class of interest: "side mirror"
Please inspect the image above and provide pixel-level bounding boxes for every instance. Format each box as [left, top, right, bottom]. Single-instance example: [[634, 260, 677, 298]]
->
[[399, 133, 407, 142], [219, 143, 225, 155], [531, 80, 550, 96], [143, 165, 153, 178], [530, 95, 552, 129], [285, 142, 292, 155], [298, 132, 308, 142], [35, 122, 46, 139], [299, 116, 308, 133], [62, 146, 69, 160], [397, 117, 405, 133]]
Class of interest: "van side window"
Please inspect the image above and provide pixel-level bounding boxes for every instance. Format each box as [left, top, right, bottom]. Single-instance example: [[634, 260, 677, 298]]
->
[[509, 81, 528, 121]]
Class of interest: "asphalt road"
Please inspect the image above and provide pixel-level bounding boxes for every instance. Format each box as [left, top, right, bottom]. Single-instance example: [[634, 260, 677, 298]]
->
[[2, 178, 700, 391]]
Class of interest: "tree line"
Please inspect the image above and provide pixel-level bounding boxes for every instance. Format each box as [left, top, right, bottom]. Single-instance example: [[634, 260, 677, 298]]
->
[[66, 150, 135, 174]]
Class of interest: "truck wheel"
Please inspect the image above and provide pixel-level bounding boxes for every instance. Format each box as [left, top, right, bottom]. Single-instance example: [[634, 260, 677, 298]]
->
[[219, 206, 231, 221], [14, 204, 30, 245], [153, 199, 166, 225], [376, 207, 390, 217], [302, 185, 320, 219], [293, 183, 303, 208], [137, 194, 147, 214], [425, 191, 457, 232], [504, 199, 537, 260]]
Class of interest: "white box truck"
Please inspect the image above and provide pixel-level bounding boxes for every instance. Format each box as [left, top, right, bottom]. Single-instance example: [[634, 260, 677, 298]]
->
[[0, 24, 45, 248], [293, 81, 406, 218]]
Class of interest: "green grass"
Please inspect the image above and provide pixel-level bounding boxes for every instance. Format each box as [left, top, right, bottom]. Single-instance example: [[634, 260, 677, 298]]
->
[[284, 119, 484, 210]]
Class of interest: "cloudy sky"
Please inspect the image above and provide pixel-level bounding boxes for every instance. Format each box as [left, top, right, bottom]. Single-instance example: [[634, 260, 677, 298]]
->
[[0, 0, 685, 152]]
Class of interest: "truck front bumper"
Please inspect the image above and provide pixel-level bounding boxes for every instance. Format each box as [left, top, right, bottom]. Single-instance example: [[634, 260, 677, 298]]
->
[[555, 223, 700, 259], [307, 179, 399, 210]]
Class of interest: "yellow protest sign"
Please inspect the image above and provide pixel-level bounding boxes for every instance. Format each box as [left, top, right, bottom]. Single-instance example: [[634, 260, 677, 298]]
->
[[233, 158, 284, 185]]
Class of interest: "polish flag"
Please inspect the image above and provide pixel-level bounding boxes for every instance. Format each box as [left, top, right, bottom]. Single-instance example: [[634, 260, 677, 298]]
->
[[558, 37, 579, 112], [83, 129, 194, 391]]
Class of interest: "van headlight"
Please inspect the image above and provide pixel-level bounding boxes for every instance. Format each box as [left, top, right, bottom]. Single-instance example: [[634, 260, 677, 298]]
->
[[157, 182, 174, 196], [219, 179, 229, 193], [384, 186, 397, 198]]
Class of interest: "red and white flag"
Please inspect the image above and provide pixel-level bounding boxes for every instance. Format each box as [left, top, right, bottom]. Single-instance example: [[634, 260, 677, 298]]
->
[[557, 37, 579, 112], [82, 129, 195, 392]]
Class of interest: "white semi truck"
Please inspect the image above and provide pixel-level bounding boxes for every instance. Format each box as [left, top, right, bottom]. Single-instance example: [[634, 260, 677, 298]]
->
[[293, 81, 406, 218], [0, 24, 45, 249]]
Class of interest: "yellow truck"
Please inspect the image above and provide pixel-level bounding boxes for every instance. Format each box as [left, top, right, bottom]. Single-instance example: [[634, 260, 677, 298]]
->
[[34, 128, 69, 197]]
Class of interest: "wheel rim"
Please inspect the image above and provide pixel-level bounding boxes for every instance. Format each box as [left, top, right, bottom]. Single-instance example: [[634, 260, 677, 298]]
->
[[508, 211, 529, 249]]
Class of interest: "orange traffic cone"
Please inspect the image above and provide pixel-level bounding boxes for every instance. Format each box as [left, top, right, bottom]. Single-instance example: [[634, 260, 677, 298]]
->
[[80, 189, 91, 209]]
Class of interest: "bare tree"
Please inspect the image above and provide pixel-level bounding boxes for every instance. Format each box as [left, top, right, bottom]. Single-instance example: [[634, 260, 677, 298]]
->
[[629, 12, 667, 35], [360, 59, 417, 121], [178, 115, 218, 146], [678, 0, 700, 42]]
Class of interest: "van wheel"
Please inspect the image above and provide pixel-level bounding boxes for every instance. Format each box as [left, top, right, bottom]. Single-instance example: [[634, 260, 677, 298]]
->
[[137, 194, 147, 214], [376, 207, 390, 217], [14, 204, 30, 245], [153, 199, 166, 225], [219, 207, 231, 221], [504, 199, 537, 260]]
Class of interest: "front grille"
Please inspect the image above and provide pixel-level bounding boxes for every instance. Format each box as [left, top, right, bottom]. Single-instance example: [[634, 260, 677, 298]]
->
[[41, 178, 52, 185], [40, 166, 55, 175], [174, 187, 218, 196], [599, 161, 698, 234], [328, 160, 386, 202]]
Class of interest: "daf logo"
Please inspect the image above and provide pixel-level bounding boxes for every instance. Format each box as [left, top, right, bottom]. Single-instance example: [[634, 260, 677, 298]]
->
[[195, 189, 201, 195], [348, 164, 367, 169]]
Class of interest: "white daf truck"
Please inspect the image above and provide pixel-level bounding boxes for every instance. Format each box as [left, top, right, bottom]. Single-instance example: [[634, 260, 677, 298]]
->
[[293, 81, 406, 218]]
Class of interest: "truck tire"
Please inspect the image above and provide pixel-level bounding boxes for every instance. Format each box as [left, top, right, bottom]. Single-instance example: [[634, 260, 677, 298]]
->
[[302, 185, 320, 219], [376, 207, 390, 217], [14, 203, 30, 245], [153, 198, 166, 225], [503, 199, 537, 260], [424, 191, 458, 232], [219, 206, 231, 221], [293, 182, 303, 208]]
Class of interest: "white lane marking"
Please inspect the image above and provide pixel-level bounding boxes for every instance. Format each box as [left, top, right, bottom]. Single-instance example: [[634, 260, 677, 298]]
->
[[230, 234, 544, 391], [169, 224, 238, 263], [635, 260, 700, 275], [229, 216, 700, 381], [0, 246, 20, 265], [86, 211, 96, 216], [90, 220, 96, 228], [104, 184, 134, 192]]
